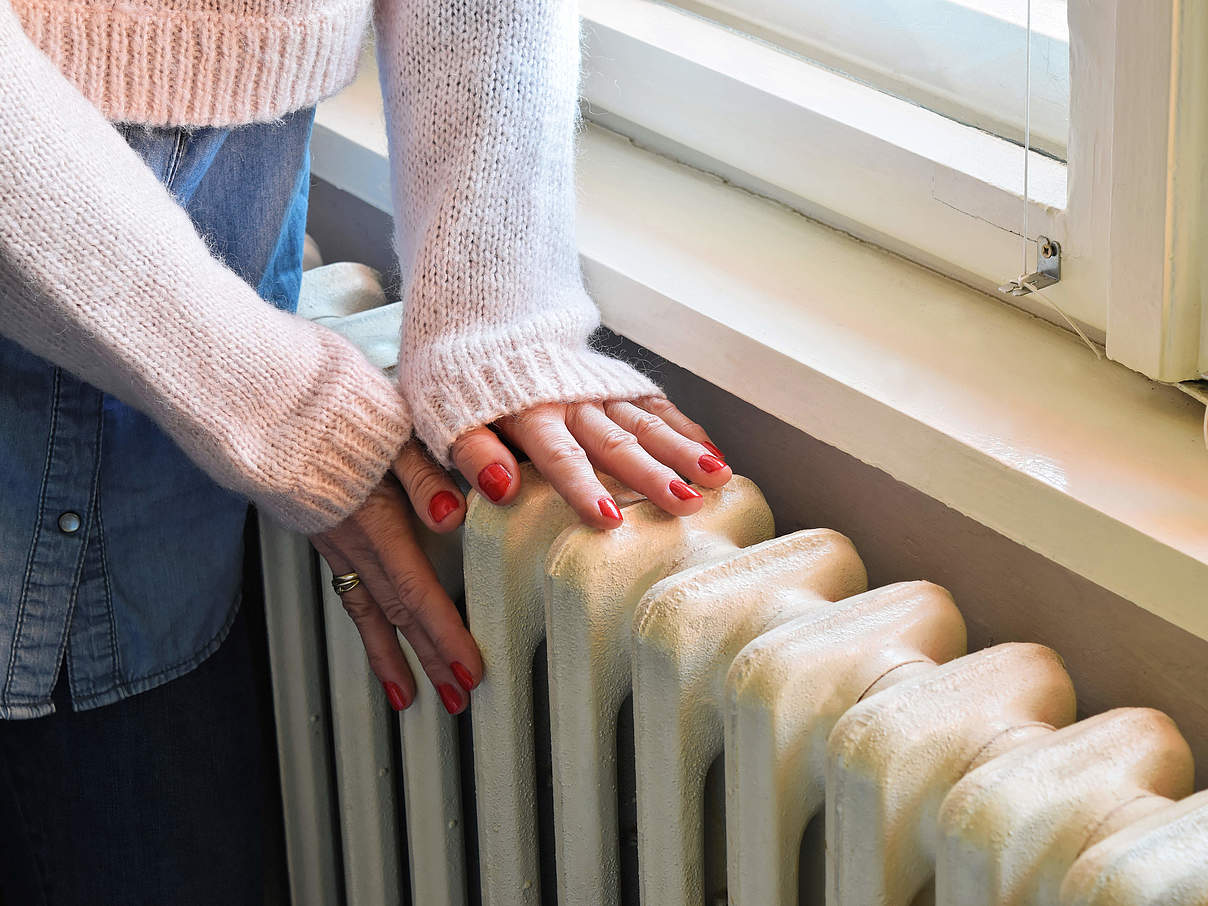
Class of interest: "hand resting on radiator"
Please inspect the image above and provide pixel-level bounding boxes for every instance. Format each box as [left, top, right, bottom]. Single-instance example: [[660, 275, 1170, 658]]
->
[[450, 396, 732, 529], [309, 393, 730, 716], [310, 441, 481, 717]]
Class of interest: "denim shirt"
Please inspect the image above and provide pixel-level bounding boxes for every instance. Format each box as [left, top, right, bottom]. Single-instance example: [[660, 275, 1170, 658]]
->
[[0, 108, 315, 719]]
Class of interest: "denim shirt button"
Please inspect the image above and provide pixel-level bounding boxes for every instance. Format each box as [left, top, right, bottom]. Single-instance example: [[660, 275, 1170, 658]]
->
[[57, 511, 82, 534]]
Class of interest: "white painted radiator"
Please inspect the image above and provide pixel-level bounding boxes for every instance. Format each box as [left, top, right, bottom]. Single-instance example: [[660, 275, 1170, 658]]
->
[[258, 467, 1208, 906]]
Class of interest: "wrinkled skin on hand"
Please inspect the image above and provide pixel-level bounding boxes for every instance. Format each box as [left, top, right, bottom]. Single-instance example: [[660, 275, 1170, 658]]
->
[[312, 395, 731, 714]]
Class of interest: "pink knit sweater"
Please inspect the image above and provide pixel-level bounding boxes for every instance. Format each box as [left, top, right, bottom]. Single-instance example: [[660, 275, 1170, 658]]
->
[[0, 0, 659, 533]]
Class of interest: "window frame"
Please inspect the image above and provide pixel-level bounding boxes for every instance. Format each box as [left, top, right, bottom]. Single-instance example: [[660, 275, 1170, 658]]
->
[[1101, 0, 1206, 382], [672, 0, 1072, 159], [579, 0, 1207, 382]]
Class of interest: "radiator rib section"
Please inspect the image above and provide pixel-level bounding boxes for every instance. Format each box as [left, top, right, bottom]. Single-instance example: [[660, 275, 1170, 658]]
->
[[1061, 789, 1208, 905], [827, 643, 1078, 905], [258, 518, 343, 906], [631, 530, 867, 906], [318, 559, 406, 906], [724, 581, 968, 905], [936, 708, 1195, 906], [397, 626, 468, 906], [464, 464, 645, 905], [397, 522, 469, 906], [545, 477, 775, 905]]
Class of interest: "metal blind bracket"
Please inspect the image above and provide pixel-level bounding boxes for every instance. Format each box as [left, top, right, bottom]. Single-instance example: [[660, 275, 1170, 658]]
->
[[998, 236, 1061, 297]]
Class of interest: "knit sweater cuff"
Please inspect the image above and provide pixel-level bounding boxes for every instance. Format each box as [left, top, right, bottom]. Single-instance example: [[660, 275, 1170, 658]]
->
[[252, 336, 412, 534], [406, 333, 663, 466]]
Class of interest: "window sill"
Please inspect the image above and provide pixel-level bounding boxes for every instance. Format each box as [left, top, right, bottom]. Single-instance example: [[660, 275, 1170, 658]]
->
[[311, 73, 1208, 642]]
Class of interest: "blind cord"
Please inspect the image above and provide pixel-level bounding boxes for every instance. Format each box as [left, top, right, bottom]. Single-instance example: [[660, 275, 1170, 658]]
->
[[1021, 0, 1032, 278], [1017, 0, 1101, 358]]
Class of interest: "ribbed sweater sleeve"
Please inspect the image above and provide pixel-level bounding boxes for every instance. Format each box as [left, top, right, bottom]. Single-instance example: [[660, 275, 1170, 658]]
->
[[374, 0, 663, 464], [0, 1, 411, 534]]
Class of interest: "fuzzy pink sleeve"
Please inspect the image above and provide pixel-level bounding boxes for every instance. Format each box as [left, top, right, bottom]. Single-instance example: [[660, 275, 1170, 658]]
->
[[375, 0, 663, 464], [0, 1, 410, 533]]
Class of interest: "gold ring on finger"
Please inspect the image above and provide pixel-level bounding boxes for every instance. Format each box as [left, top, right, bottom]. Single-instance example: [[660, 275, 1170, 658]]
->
[[331, 571, 362, 595]]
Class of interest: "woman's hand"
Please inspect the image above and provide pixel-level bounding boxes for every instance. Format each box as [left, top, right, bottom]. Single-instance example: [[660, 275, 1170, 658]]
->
[[309, 443, 480, 715], [450, 396, 731, 528]]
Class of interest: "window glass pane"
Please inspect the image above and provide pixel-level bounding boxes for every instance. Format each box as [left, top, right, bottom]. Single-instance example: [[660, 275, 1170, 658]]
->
[[671, 0, 1070, 160]]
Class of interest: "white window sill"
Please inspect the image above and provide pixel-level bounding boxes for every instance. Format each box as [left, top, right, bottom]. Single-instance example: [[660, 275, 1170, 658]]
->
[[311, 69, 1208, 642]]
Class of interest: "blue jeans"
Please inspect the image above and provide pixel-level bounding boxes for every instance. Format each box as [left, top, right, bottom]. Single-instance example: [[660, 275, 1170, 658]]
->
[[0, 607, 274, 906], [0, 108, 314, 902]]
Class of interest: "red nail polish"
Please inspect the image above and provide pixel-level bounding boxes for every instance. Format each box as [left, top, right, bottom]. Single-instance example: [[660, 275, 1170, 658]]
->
[[438, 683, 463, 714], [383, 681, 408, 711], [428, 490, 460, 523], [451, 662, 477, 692], [598, 497, 622, 522], [669, 479, 703, 500], [698, 454, 726, 473], [702, 441, 726, 461], [478, 463, 512, 502]]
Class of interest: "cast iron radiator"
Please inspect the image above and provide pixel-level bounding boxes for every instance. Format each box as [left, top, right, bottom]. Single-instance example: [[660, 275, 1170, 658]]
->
[[259, 471, 1208, 906]]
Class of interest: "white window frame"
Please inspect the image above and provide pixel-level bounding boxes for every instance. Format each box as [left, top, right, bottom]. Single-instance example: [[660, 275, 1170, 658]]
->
[[579, 0, 1207, 382], [673, 0, 1072, 159]]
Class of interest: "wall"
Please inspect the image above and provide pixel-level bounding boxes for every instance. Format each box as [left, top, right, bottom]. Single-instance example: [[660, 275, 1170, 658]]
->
[[309, 177, 1208, 787]]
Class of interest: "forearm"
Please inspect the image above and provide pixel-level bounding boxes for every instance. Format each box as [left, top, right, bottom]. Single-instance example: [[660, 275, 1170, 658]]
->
[[0, 2, 410, 532], [374, 0, 660, 462]]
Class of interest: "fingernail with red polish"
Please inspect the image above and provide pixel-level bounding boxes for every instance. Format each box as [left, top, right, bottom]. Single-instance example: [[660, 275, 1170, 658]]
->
[[702, 441, 726, 461], [438, 683, 463, 714], [451, 662, 477, 692], [383, 681, 408, 712], [428, 491, 460, 524], [698, 454, 726, 473], [669, 479, 703, 500], [478, 463, 512, 502], [598, 497, 622, 522]]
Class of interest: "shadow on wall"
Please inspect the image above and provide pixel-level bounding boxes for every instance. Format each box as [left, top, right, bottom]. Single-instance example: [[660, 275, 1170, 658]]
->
[[306, 178, 402, 298]]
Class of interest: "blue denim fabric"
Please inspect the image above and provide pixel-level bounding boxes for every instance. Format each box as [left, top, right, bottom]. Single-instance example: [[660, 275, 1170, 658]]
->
[[0, 108, 315, 719]]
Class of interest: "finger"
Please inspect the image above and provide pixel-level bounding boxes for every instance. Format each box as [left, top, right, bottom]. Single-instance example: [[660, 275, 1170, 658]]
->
[[352, 543, 474, 715], [604, 399, 732, 489], [497, 407, 623, 529], [352, 498, 484, 712], [633, 396, 728, 463], [567, 404, 705, 517], [392, 443, 466, 533], [450, 426, 522, 506], [311, 537, 416, 711]]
